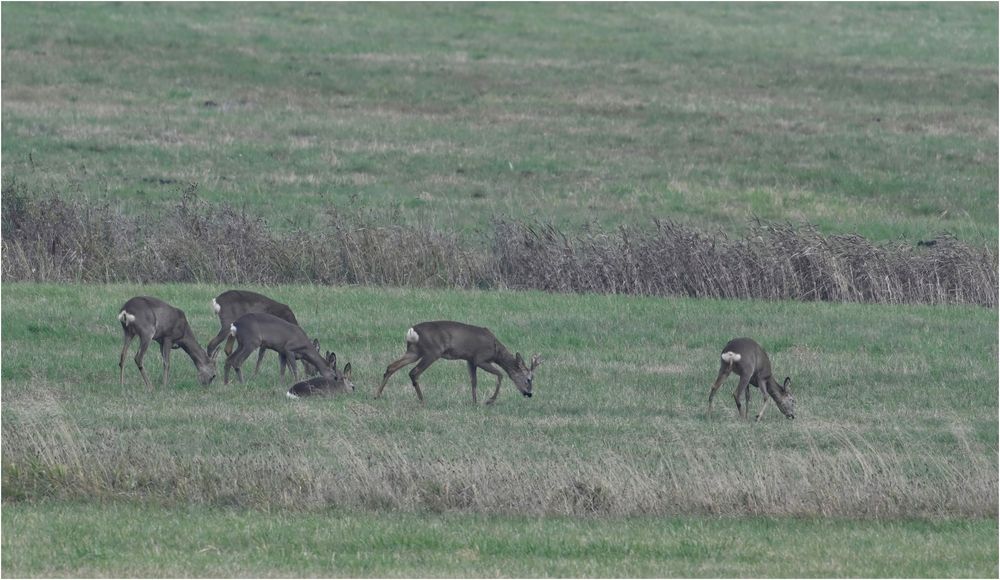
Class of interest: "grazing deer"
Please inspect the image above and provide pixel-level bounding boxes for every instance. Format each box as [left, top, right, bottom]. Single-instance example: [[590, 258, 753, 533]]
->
[[707, 337, 796, 421], [223, 312, 331, 384], [374, 321, 542, 404], [286, 352, 355, 398], [207, 290, 320, 376], [117, 296, 217, 389]]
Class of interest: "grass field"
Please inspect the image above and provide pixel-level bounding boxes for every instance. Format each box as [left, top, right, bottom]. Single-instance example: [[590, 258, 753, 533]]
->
[[2, 3, 997, 243], [2, 283, 997, 575], [3, 504, 995, 578], [2, 2, 998, 577]]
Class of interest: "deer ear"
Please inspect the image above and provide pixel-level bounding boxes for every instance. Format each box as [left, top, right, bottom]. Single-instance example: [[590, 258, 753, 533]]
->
[[783, 377, 792, 391], [515, 352, 525, 366], [327, 351, 337, 369], [343, 362, 352, 378]]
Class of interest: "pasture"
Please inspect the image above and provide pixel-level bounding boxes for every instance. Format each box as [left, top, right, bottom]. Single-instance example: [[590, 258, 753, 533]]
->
[[2, 2, 997, 243], [2, 2, 998, 577], [2, 283, 997, 576]]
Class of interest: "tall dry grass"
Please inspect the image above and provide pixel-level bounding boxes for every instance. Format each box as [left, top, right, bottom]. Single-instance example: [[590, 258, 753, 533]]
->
[[3, 182, 996, 306], [3, 403, 994, 518]]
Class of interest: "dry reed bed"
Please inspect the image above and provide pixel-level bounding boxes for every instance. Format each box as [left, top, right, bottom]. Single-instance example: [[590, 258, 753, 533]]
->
[[3, 406, 994, 518], [2, 184, 996, 307]]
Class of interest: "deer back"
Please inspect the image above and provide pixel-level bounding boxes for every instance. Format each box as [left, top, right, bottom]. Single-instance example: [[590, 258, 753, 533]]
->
[[409, 320, 499, 360], [215, 290, 298, 326], [231, 312, 312, 351]]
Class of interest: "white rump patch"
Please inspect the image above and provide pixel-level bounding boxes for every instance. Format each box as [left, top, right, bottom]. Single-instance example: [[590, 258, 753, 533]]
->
[[212, 298, 221, 314], [229, 323, 238, 336], [405, 327, 419, 344], [286, 391, 299, 399], [721, 351, 742, 363], [117, 310, 136, 325]]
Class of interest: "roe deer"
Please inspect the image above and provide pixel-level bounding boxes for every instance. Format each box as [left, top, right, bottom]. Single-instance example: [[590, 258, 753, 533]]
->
[[117, 296, 217, 389], [374, 321, 542, 404], [224, 312, 331, 384], [707, 337, 796, 421], [286, 351, 355, 398], [207, 290, 321, 376]]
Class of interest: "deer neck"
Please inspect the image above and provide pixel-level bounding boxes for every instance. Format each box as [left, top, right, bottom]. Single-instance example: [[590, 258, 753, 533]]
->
[[493, 343, 520, 376], [176, 333, 210, 365]]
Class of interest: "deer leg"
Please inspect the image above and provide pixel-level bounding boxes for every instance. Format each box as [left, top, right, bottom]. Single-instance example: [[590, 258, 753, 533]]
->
[[119, 333, 135, 386], [733, 374, 752, 420], [467, 360, 478, 404], [224, 343, 253, 385], [754, 385, 771, 422], [252, 346, 268, 378], [276, 352, 287, 379], [285, 351, 300, 380], [375, 352, 420, 399], [707, 363, 732, 415], [159, 339, 173, 389], [408, 355, 440, 404], [134, 333, 154, 390], [479, 362, 504, 405], [206, 327, 229, 360]]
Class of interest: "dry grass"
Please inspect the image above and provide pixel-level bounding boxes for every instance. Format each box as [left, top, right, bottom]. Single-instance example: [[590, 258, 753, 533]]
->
[[3, 396, 994, 519], [3, 186, 995, 307]]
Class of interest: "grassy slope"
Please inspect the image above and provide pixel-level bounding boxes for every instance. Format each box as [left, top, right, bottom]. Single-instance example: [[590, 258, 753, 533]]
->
[[2, 283, 997, 575], [2, 3, 997, 242], [3, 503, 996, 578]]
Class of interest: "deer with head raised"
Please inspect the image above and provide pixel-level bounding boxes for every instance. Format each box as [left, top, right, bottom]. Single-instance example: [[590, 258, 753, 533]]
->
[[223, 312, 332, 384], [208, 289, 321, 377], [708, 337, 796, 421], [117, 296, 217, 389], [286, 351, 355, 398], [374, 321, 542, 404]]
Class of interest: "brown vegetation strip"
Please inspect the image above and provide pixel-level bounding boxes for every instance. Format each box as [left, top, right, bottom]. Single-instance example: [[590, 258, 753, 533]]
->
[[2, 182, 995, 307]]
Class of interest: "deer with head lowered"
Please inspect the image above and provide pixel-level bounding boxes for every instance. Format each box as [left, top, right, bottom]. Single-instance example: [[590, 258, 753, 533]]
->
[[708, 337, 796, 421], [208, 290, 321, 378], [374, 321, 542, 404], [286, 351, 355, 398], [117, 296, 217, 389], [224, 312, 332, 384]]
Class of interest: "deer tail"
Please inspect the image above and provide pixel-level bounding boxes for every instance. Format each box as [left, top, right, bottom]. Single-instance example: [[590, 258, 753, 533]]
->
[[405, 327, 419, 344], [117, 310, 136, 325], [211, 298, 221, 315], [224, 323, 237, 356], [720, 351, 741, 370]]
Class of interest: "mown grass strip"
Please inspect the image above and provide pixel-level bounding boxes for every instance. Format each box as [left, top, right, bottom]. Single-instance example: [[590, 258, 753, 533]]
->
[[3, 502, 996, 578]]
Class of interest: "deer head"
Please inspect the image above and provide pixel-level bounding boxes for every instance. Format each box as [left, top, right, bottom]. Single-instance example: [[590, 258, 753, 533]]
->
[[326, 351, 355, 392], [769, 376, 796, 419], [509, 352, 543, 398], [196, 359, 218, 386]]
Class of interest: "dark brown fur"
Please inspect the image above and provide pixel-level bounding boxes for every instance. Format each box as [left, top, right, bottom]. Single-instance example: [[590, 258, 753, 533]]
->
[[707, 337, 796, 421], [374, 321, 542, 404], [118, 296, 216, 389]]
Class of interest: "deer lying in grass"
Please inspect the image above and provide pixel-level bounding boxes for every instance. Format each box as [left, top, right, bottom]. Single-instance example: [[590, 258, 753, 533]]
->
[[208, 289, 321, 376], [286, 352, 355, 398], [117, 296, 216, 389], [374, 321, 542, 404], [708, 337, 796, 421], [223, 312, 331, 384]]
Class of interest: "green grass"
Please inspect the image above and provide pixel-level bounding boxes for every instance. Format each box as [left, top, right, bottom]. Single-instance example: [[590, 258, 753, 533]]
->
[[3, 503, 996, 578], [2, 283, 997, 575], [2, 3, 996, 243]]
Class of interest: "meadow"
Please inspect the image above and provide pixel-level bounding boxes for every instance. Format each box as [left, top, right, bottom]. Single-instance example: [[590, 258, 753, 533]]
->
[[2, 2, 997, 243], [2, 2, 998, 577], [2, 283, 997, 575]]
